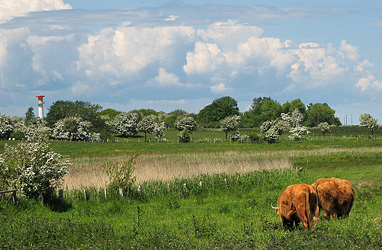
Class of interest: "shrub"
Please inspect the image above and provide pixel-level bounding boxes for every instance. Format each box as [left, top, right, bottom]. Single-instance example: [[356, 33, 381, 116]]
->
[[103, 155, 138, 194], [318, 122, 331, 136], [263, 126, 279, 143], [288, 126, 310, 141], [0, 114, 13, 139], [52, 116, 92, 141], [0, 142, 70, 201], [10, 131, 25, 140], [248, 133, 263, 143]]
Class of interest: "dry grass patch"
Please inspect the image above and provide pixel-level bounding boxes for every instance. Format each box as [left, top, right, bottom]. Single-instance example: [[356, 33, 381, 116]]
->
[[62, 147, 382, 190], [63, 151, 292, 190]]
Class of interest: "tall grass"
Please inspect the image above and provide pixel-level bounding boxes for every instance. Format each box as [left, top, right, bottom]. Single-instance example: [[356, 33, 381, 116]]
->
[[64, 146, 382, 190], [64, 151, 292, 190]]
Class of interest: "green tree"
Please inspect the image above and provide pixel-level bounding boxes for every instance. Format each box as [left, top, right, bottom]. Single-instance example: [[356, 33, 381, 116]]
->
[[359, 113, 379, 135], [197, 96, 240, 128], [282, 99, 306, 114], [137, 109, 159, 117], [25, 107, 35, 126], [46, 100, 102, 127], [97, 108, 121, 120], [243, 97, 282, 127], [304, 103, 341, 127], [164, 109, 188, 128], [46, 100, 110, 139]]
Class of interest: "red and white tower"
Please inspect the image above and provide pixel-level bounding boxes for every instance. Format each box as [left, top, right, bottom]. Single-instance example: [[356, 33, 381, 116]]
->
[[36, 95, 45, 118]]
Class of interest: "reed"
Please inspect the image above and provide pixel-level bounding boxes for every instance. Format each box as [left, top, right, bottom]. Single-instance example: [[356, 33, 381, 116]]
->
[[63, 146, 382, 190]]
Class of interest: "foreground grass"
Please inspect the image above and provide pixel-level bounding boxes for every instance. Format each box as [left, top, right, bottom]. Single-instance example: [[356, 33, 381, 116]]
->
[[1, 166, 382, 249]]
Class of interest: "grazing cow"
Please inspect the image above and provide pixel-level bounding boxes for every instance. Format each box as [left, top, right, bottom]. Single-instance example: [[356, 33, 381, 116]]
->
[[272, 184, 319, 230], [312, 178, 355, 220]]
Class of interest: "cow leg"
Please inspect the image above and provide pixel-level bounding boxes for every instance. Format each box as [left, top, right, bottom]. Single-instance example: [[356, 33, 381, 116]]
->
[[294, 218, 301, 230], [281, 217, 293, 231]]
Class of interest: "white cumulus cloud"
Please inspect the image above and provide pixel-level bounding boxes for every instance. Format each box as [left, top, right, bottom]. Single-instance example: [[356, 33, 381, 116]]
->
[[77, 25, 196, 88], [210, 83, 230, 94], [0, 0, 71, 23]]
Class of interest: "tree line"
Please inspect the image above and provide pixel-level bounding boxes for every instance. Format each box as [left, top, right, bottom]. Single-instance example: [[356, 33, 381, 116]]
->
[[0, 96, 379, 142]]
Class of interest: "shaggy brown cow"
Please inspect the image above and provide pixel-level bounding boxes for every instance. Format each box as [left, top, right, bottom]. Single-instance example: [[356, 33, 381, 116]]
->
[[312, 178, 355, 220], [272, 184, 319, 230]]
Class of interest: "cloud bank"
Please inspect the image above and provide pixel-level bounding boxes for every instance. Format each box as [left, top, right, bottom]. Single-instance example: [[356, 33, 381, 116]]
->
[[0, 1, 380, 120]]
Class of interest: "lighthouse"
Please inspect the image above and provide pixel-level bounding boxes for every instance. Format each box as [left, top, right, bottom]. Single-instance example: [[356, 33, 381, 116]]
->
[[36, 95, 45, 118]]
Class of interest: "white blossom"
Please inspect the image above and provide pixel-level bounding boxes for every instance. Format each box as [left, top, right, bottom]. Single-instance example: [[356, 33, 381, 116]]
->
[[0, 142, 70, 200]]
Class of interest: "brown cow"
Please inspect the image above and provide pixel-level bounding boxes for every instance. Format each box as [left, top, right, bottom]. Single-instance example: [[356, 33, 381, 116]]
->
[[312, 178, 355, 220], [272, 184, 319, 230]]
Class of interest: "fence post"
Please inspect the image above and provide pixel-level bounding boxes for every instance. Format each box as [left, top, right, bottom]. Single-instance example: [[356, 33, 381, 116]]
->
[[199, 181, 203, 189], [138, 185, 141, 194], [83, 189, 88, 201], [104, 188, 108, 198], [119, 188, 124, 197]]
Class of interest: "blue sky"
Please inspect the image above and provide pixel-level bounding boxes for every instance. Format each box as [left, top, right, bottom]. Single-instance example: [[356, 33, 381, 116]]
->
[[0, 0, 382, 125]]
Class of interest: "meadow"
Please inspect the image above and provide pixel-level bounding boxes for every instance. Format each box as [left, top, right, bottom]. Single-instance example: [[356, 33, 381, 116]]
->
[[1, 127, 382, 249]]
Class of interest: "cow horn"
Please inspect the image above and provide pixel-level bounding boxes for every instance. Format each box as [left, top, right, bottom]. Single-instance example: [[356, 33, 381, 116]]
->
[[271, 204, 278, 210]]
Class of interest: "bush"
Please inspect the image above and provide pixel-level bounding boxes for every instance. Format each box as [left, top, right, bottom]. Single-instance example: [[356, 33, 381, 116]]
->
[[249, 133, 263, 143], [288, 126, 310, 141], [0, 142, 70, 201], [103, 155, 138, 195], [10, 131, 24, 140]]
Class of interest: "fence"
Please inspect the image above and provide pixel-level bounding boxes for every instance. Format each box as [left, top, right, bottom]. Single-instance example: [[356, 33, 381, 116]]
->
[[0, 189, 18, 205]]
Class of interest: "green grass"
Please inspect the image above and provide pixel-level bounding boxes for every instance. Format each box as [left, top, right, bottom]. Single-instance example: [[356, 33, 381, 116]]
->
[[1, 168, 382, 249], [1, 126, 382, 249]]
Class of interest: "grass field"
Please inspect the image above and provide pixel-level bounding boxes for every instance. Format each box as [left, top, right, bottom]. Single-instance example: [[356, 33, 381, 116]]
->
[[1, 127, 382, 249]]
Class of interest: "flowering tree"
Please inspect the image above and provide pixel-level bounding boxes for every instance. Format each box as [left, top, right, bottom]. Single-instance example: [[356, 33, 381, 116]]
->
[[18, 118, 51, 141], [109, 112, 139, 136], [263, 126, 280, 143], [220, 115, 241, 140], [137, 115, 157, 142], [0, 114, 14, 139], [318, 122, 331, 136], [175, 116, 199, 142], [289, 126, 311, 141], [291, 109, 304, 127], [52, 116, 92, 141], [359, 113, 379, 135], [0, 142, 70, 200], [154, 122, 166, 142]]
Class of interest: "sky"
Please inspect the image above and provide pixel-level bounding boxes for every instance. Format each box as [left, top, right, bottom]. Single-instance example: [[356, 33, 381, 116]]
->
[[0, 0, 382, 125]]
